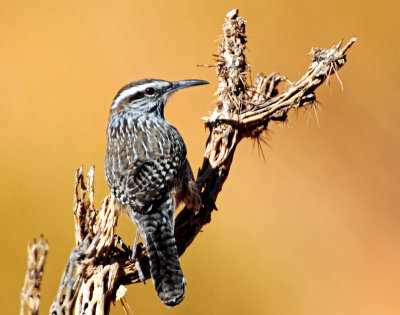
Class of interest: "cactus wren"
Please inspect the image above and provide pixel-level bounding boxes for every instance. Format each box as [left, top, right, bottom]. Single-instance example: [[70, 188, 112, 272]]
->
[[105, 78, 207, 306]]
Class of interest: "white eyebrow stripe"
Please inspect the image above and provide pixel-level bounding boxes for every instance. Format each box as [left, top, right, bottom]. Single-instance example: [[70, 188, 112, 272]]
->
[[110, 83, 157, 109]]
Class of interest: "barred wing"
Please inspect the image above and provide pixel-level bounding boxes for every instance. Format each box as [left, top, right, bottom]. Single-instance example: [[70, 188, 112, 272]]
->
[[125, 153, 183, 212]]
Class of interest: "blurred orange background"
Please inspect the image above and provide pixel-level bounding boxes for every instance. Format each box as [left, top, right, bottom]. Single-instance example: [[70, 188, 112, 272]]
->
[[1, 1, 399, 314]]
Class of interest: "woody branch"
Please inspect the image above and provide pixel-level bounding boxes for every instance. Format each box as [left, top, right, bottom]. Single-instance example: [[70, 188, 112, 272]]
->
[[20, 8, 355, 315]]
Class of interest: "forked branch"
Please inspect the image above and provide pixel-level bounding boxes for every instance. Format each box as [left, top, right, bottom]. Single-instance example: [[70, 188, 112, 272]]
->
[[20, 8, 356, 315]]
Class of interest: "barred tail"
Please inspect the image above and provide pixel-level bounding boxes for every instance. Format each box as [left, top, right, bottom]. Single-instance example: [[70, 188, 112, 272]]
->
[[135, 197, 185, 307]]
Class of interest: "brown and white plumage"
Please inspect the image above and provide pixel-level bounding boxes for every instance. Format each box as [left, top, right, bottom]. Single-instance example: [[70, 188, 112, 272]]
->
[[105, 79, 206, 306]]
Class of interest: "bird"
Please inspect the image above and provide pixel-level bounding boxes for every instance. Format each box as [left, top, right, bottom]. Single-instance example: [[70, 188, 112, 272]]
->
[[105, 78, 208, 306]]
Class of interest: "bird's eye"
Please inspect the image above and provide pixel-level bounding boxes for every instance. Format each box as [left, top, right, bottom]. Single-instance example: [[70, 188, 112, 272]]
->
[[145, 87, 156, 95]]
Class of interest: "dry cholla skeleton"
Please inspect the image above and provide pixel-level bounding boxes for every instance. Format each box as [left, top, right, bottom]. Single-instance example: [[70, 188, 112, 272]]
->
[[20, 236, 48, 315], [20, 8, 356, 315]]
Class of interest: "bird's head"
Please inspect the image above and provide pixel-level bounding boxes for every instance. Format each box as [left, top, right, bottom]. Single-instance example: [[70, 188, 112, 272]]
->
[[109, 78, 208, 117]]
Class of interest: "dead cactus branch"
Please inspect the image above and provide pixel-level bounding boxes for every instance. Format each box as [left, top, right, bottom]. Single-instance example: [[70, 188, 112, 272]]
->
[[176, 10, 355, 258], [20, 8, 356, 315], [50, 167, 124, 314], [20, 235, 48, 315]]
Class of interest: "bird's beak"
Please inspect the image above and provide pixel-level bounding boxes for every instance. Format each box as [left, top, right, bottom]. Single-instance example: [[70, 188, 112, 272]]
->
[[167, 79, 209, 93]]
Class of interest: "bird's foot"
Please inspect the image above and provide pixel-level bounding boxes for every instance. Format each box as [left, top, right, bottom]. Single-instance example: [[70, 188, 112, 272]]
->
[[114, 234, 130, 253], [131, 231, 146, 283]]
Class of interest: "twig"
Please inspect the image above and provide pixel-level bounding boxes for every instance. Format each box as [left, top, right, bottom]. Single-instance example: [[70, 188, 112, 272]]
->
[[20, 235, 48, 315]]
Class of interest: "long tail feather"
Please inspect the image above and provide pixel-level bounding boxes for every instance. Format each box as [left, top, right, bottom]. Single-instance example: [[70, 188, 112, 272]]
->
[[134, 197, 185, 307]]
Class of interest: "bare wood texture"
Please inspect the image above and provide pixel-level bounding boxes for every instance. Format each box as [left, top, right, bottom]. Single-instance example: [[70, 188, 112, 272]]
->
[[20, 235, 48, 315], [52, 8, 356, 314], [50, 167, 122, 314], [175, 9, 356, 256], [20, 8, 356, 315]]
